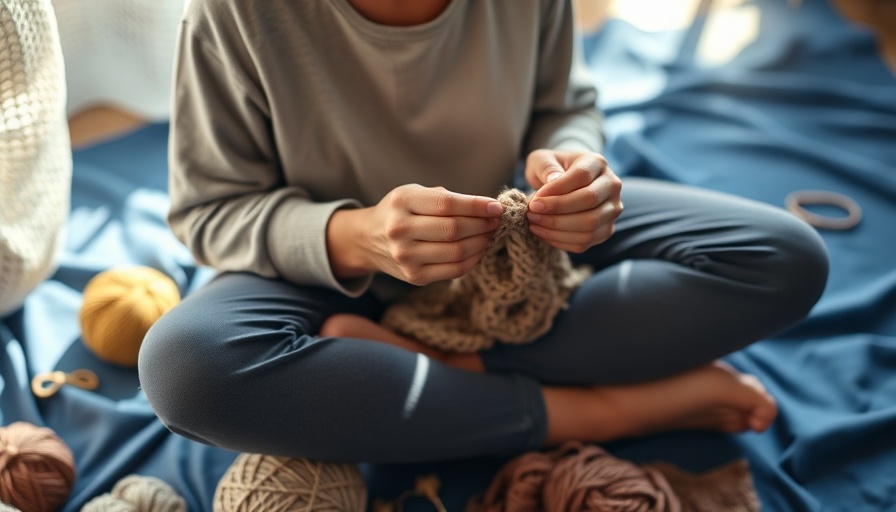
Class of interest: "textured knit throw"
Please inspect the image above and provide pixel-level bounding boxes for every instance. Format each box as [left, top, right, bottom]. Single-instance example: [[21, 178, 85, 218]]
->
[[381, 188, 592, 353], [0, 0, 71, 316]]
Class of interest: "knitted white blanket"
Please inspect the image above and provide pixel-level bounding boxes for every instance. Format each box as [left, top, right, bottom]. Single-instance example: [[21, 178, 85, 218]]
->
[[0, 0, 70, 315]]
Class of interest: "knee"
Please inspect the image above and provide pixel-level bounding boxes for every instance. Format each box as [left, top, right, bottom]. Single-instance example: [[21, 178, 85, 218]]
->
[[138, 303, 328, 451], [763, 212, 829, 320], [138, 306, 230, 436]]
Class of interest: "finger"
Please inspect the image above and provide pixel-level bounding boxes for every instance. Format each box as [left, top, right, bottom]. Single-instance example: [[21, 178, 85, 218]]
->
[[394, 234, 493, 265], [528, 197, 623, 231], [533, 153, 607, 199], [528, 223, 596, 246], [529, 171, 620, 215], [532, 227, 616, 253], [400, 187, 503, 218], [529, 217, 616, 249], [524, 149, 565, 191], [541, 240, 602, 254], [527, 208, 603, 233], [405, 250, 485, 286], [410, 215, 500, 242]]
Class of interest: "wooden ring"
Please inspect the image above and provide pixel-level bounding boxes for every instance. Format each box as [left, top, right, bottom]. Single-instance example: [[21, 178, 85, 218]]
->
[[31, 369, 100, 398], [785, 190, 862, 230]]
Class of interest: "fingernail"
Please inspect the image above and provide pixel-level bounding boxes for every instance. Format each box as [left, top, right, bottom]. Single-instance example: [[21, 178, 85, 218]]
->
[[547, 171, 563, 182], [527, 212, 542, 223], [487, 201, 503, 215], [530, 200, 546, 213]]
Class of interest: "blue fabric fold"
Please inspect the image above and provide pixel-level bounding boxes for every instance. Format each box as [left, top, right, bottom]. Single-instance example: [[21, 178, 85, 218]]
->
[[0, 124, 232, 512]]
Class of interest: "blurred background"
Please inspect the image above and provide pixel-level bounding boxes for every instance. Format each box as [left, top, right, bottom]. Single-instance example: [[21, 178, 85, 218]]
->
[[62, 0, 894, 147]]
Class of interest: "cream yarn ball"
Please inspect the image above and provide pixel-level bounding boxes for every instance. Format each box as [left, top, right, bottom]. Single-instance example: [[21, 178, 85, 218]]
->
[[81, 474, 186, 512], [214, 454, 367, 512]]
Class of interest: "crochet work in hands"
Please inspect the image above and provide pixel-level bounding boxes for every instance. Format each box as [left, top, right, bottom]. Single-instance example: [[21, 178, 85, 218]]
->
[[381, 188, 592, 353]]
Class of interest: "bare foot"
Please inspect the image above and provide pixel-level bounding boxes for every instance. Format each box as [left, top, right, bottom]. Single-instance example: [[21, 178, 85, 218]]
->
[[322, 315, 777, 440], [544, 362, 777, 445], [320, 313, 485, 372]]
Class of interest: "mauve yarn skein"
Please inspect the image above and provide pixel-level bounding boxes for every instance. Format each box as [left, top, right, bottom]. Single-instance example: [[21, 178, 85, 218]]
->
[[214, 454, 367, 511], [543, 444, 679, 512], [467, 442, 680, 512], [465, 450, 556, 512], [0, 422, 76, 512]]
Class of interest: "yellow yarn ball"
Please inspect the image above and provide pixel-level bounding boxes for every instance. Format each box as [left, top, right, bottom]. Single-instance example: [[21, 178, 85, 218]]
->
[[214, 454, 367, 512], [79, 266, 181, 367]]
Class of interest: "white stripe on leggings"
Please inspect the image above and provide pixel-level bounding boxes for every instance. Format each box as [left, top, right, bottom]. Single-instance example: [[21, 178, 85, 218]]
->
[[617, 259, 633, 295], [403, 353, 430, 419]]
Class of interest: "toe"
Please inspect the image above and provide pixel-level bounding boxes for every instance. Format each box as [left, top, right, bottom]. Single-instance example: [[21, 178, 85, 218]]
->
[[748, 396, 778, 432]]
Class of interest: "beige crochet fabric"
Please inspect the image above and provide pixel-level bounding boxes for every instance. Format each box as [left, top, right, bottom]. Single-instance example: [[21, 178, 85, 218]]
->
[[0, 0, 71, 315], [381, 188, 592, 353]]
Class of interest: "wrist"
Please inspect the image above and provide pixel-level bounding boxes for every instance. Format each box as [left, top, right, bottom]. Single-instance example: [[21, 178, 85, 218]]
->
[[326, 207, 375, 279]]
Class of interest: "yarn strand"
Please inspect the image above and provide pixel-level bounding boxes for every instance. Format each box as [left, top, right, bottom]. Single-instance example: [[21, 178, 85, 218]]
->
[[381, 188, 591, 352]]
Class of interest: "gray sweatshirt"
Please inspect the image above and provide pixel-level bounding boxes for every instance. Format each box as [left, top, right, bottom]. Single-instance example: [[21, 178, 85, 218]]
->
[[168, 0, 603, 298]]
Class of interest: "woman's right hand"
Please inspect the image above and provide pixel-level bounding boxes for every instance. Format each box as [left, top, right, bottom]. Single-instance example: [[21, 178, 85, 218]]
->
[[327, 184, 505, 286]]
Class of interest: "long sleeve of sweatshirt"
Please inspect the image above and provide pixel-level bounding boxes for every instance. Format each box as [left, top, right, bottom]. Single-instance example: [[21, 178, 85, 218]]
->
[[167, 0, 603, 297], [525, 0, 604, 154]]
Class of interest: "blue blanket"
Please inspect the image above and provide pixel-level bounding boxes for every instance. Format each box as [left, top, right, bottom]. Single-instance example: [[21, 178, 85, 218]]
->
[[1, 0, 893, 510], [0, 124, 234, 511], [586, 0, 896, 510]]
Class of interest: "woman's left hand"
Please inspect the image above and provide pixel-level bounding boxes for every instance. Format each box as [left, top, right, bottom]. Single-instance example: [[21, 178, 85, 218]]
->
[[524, 149, 623, 253]]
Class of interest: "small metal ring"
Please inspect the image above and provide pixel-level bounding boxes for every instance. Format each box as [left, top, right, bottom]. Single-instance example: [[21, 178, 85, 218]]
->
[[785, 190, 862, 230]]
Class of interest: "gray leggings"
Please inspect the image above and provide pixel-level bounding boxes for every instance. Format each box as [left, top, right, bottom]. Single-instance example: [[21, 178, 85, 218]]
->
[[138, 178, 828, 463]]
